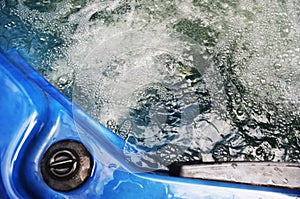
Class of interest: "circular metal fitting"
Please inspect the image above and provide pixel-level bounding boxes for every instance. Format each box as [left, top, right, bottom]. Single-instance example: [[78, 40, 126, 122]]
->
[[49, 149, 78, 178], [41, 140, 93, 192]]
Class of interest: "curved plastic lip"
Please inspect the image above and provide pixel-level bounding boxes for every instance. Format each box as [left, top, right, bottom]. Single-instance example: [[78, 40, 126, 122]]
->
[[0, 48, 299, 198]]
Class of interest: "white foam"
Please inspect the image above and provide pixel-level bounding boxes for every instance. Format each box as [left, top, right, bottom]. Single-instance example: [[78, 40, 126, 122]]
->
[[14, 0, 300, 165], [66, 2, 190, 123]]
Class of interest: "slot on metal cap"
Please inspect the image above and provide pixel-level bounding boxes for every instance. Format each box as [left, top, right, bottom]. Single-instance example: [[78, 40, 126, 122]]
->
[[40, 140, 93, 192]]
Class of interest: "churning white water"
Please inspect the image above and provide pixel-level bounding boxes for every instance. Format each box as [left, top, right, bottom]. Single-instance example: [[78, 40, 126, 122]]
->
[[1, 0, 299, 169]]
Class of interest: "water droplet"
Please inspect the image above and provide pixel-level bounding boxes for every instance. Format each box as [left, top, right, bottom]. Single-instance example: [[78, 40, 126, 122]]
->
[[283, 178, 288, 184], [231, 163, 237, 169], [108, 163, 117, 169]]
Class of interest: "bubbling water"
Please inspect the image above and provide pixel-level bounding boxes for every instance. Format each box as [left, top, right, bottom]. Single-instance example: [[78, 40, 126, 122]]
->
[[1, 0, 299, 170]]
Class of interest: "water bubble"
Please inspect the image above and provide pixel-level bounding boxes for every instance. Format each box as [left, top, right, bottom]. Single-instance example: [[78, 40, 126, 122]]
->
[[106, 119, 119, 134], [212, 144, 230, 162], [2, 0, 300, 169]]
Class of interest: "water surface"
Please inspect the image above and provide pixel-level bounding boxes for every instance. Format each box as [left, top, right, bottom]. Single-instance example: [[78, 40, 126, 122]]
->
[[1, 0, 299, 170]]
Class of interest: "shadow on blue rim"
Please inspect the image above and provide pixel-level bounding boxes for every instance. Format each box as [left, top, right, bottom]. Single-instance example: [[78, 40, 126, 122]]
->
[[0, 48, 299, 198]]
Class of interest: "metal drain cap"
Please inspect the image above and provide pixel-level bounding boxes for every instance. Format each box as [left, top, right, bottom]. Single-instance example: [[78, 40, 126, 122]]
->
[[41, 140, 92, 192]]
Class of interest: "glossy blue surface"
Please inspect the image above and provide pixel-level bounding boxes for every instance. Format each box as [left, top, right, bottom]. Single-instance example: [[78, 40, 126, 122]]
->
[[0, 49, 299, 198]]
